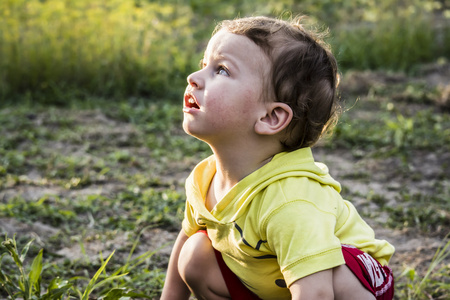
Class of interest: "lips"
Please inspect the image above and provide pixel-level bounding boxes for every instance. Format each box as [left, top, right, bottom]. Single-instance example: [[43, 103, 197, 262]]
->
[[184, 92, 200, 109]]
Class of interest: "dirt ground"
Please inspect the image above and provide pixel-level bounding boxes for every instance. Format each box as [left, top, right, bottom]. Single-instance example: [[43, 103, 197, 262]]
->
[[0, 63, 449, 297]]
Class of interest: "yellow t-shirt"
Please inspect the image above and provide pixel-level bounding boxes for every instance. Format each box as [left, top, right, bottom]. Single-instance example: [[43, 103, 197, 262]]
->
[[182, 147, 394, 300]]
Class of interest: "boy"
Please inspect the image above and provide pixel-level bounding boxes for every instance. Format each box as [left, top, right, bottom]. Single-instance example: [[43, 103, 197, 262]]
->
[[161, 16, 394, 300]]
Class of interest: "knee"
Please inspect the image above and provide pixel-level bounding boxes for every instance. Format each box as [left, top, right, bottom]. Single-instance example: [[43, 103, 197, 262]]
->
[[178, 232, 213, 285]]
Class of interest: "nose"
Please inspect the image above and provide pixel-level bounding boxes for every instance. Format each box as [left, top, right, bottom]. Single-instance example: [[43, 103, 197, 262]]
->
[[187, 70, 203, 89]]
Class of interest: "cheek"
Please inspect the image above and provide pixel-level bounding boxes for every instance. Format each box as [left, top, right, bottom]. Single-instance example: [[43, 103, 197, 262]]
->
[[206, 85, 262, 127], [231, 86, 263, 121], [242, 89, 259, 113]]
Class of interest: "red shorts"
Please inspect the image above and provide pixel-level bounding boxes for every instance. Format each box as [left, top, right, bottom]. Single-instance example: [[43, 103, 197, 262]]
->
[[200, 231, 394, 299], [341, 244, 394, 300]]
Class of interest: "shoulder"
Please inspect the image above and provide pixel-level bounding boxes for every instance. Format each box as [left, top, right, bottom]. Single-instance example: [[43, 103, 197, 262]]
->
[[257, 176, 344, 216]]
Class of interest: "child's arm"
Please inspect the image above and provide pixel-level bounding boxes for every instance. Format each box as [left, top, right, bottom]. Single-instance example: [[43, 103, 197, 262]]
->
[[289, 269, 334, 300], [160, 229, 191, 300]]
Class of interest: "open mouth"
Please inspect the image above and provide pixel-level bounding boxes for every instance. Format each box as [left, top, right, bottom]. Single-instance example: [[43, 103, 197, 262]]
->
[[184, 93, 200, 109]]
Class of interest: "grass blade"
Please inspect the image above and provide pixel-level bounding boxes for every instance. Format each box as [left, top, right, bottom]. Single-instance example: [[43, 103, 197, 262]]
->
[[81, 250, 115, 300], [28, 248, 43, 297], [413, 235, 450, 298], [42, 277, 73, 300], [90, 273, 129, 295], [19, 239, 34, 264]]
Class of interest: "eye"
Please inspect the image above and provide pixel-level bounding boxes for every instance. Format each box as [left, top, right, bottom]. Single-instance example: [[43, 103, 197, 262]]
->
[[217, 66, 230, 76]]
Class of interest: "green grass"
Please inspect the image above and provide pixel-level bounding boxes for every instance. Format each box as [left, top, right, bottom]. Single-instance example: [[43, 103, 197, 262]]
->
[[396, 237, 450, 300], [1, 68, 450, 298], [385, 189, 449, 237], [0, 234, 162, 299], [0, 0, 448, 103], [334, 12, 447, 71], [0, 0, 197, 102], [329, 81, 450, 153], [0, 100, 206, 298]]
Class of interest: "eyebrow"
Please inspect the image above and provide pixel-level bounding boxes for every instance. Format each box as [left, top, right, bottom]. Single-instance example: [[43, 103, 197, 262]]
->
[[203, 49, 241, 72], [214, 53, 240, 72]]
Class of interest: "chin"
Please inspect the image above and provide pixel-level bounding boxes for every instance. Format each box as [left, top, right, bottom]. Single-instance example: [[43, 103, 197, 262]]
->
[[182, 121, 198, 137], [182, 121, 191, 135]]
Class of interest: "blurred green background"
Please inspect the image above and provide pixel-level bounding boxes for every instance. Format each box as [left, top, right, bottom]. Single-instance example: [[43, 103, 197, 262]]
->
[[0, 0, 449, 104]]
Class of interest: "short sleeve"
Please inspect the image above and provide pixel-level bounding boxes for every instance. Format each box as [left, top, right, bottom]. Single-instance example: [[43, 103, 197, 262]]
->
[[182, 200, 202, 236], [263, 200, 345, 287]]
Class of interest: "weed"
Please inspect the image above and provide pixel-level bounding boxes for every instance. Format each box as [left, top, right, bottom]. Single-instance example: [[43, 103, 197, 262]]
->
[[1, 0, 447, 102], [385, 114, 414, 150], [0, 234, 159, 299], [396, 236, 450, 300], [0, 0, 197, 102], [331, 111, 389, 151], [335, 0, 445, 71], [367, 191, 388, 209], [384, 191, 450, 237], [109, 186, 185, 230], [0, 235, 73, 299], [0, 196, 78, 228], [330, 102, 450, 156]]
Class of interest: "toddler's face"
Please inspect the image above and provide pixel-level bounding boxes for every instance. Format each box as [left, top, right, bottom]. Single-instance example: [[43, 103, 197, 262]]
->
[[183, 29, 271, 145]]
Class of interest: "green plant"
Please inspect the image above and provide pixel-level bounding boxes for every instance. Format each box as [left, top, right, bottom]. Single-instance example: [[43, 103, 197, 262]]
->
[[73, 250, 129, 300], [0, 234, 156, 299], [0, 0, 197, 102], [397, 236, 450, 299], [0, 195, 78, 227], [1, 0, 448, 103], [1, 72, 449, 299], [385, 114, 414, 149], [332, 0, 447, 71], [383, 188, 449, 237], [0, 235, 72, 299]]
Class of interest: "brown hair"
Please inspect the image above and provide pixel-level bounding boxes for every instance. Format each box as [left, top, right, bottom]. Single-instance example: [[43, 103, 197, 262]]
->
[[215, 16, 341, 150]]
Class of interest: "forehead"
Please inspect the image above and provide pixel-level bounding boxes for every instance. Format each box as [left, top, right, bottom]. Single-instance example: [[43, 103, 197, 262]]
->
[[205, 30, 269, 73]]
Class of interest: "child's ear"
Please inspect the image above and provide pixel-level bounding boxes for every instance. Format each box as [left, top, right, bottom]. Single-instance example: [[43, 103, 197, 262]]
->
[[255, 102, 293, 135]]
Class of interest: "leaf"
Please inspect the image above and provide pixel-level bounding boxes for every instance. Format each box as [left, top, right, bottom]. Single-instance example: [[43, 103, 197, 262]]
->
[[407, 268, 416, 281], [28, 249, 43, 296], [2, 237, 22, 269], [0, 267, 18, 298], [101, 288, 129, 300], [101, 288, 151, 300], [90, 273, 129, 293], [20, 239, 34, 264], [81, 250, 116, 300], [42, 277, 73, 300]]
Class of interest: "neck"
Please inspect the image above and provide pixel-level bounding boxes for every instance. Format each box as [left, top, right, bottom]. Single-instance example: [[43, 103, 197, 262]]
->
[[206, 146, 273, 209], [208, 139, 281, 191]]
